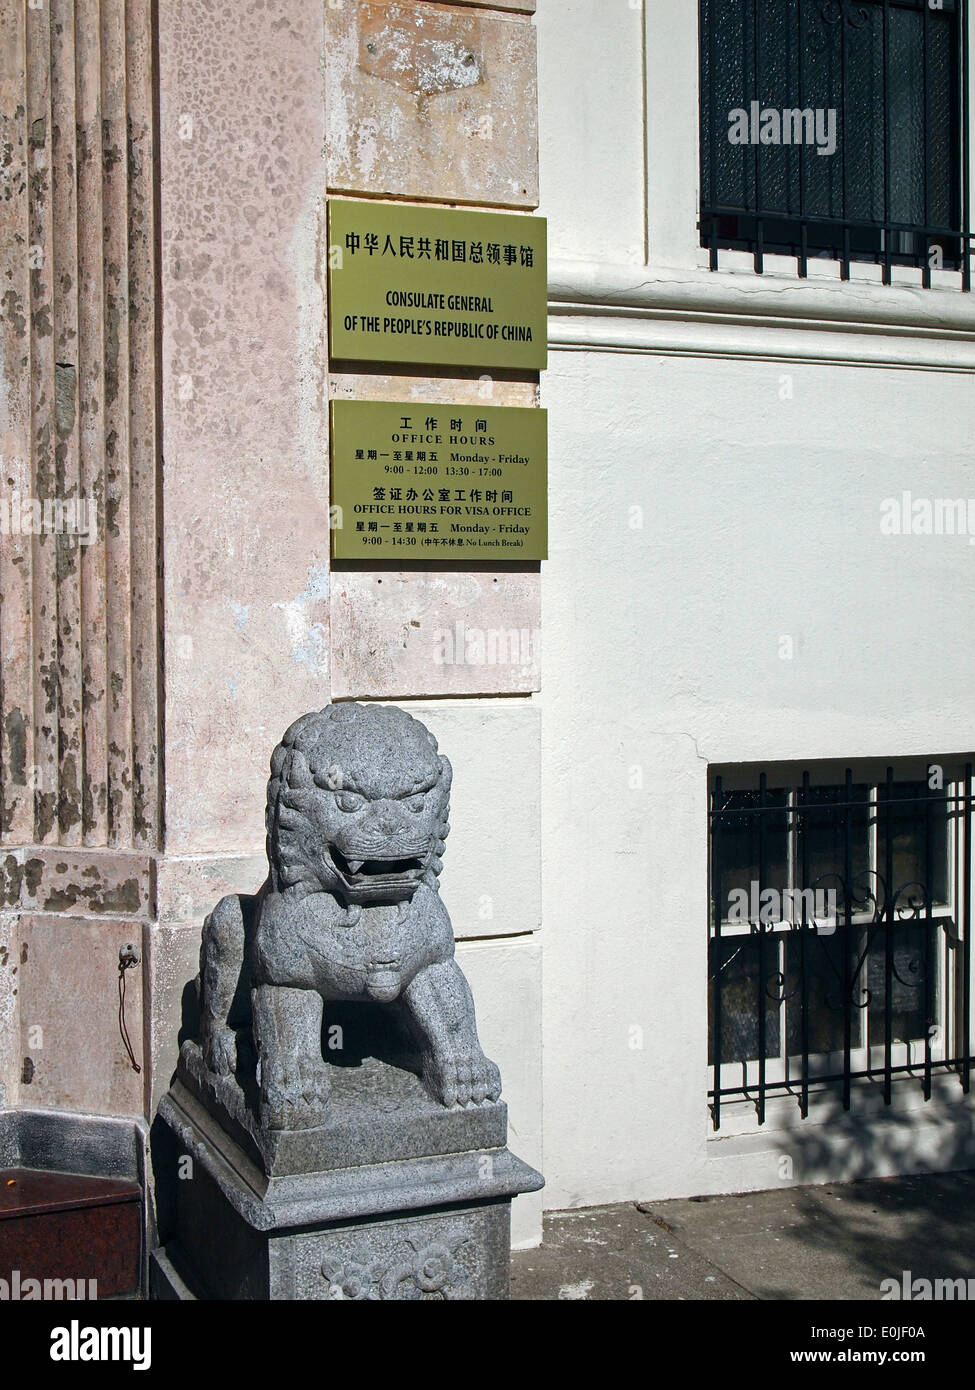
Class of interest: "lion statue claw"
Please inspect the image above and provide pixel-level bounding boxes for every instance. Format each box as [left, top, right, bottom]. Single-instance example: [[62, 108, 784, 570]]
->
[[198, 703, 502, 1130]]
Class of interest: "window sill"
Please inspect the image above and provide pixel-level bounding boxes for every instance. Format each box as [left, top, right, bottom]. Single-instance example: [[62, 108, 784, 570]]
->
[[707, 1068, 973, 1141], [547, 257, 975, 369]]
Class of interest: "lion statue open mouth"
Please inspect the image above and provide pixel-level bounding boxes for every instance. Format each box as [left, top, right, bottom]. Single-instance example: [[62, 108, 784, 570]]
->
[[197, 702, 502, 1130]]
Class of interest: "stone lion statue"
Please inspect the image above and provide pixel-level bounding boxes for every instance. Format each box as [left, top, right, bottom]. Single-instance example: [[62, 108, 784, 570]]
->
[[198, 702, 502, 1130]]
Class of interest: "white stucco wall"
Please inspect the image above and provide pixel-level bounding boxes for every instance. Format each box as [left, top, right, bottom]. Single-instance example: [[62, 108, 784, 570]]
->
[[400, 700, 544, 1246], [535, 0, 975, 1210]]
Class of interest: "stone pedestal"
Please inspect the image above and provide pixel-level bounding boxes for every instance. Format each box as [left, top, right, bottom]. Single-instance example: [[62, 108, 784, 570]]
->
[[151, 1041, 542, 1301]]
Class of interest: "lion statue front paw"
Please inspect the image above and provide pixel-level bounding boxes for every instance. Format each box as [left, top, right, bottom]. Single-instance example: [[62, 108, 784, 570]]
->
[[423, 1048, 502, 1109], [259, 1055, 332, 1131], [202, 1022, 238, 1077]]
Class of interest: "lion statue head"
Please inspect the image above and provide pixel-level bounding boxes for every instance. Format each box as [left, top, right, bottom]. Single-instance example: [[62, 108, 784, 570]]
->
[[265, 703, 451, 906]]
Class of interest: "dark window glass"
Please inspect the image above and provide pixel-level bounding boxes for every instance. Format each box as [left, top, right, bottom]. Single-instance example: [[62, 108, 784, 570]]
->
[[877, 780, 950, 908], [708, 933, 781, 1063], [801, 782, 871, 902], [712, 787, 789, 920], [699, 0, 970, 281], [867, 920, 938, 1044], [785, 927, 861, 1056]]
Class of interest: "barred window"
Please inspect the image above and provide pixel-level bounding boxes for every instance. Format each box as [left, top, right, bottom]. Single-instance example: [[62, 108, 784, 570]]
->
[[699, 0, 972, 286], [708, 762, 974, 1129]]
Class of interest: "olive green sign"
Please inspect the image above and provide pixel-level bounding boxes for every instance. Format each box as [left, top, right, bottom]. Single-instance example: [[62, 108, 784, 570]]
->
[[327, 199, 547, 370], [330, 400, 547, 561]]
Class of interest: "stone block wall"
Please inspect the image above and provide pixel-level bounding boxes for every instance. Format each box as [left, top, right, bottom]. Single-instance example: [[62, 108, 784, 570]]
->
[[0, 0, 158, 1115]]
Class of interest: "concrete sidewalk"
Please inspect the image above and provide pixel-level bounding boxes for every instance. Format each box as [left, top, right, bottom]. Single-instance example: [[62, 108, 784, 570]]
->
[[511, 1170, 975, 1300]]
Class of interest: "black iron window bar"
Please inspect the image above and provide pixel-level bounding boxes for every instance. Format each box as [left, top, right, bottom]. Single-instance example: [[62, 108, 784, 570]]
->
[[699, 0, 973, 287], [708, 766, 974, 1130]]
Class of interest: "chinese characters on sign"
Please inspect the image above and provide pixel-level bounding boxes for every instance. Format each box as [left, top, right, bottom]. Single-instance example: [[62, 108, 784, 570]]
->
[[330, 401, 548, 561], [328, 200, 547, 370]]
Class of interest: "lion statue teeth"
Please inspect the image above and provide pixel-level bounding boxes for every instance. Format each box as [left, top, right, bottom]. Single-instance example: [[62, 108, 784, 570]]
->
[[198, 702, 502, 1130]]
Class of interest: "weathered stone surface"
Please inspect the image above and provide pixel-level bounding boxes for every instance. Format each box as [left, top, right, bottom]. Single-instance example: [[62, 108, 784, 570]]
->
[[17, 916, 144, 1116], [0, 4, 33, 847], [326, 0, 538, 207], [0, 1106, 145, 1184], [0, 0, 159, 1172], [168, 1045, 509, 1184], [160, 1076, 535, 1228], [297, 1205, 508, 1300], [0, 0, 160, 852], [158, 0, 331, 856], [154, 853, 266, 926], [0, 913, 17, 1110], [331, 572, 540, 698], [328, 370, 538, 408], [146, 921, 201, 1117], [454, 0, 535, 10], [177, 1038, 507, 1177], [0, 847, 151, 917]]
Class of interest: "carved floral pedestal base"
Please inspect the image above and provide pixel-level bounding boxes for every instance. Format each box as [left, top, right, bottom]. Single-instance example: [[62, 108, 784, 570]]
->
[[150, 1044, 542, 1301]]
